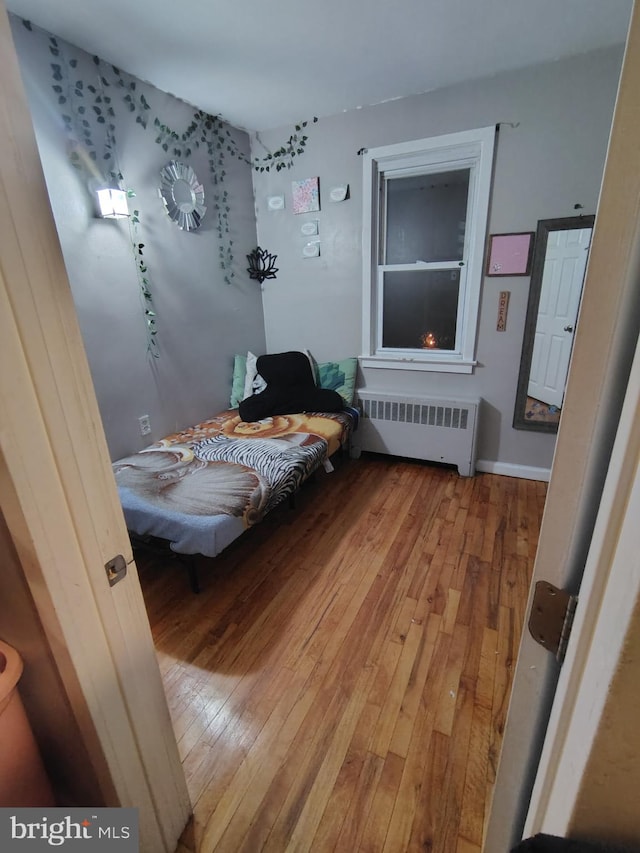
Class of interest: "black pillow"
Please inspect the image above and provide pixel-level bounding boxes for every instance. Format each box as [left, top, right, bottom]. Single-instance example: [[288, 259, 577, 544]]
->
[[238, 351, 344, 421]]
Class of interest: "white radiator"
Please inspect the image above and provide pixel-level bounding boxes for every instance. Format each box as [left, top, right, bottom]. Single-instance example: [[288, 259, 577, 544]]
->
[[353, 390, 480, 477]]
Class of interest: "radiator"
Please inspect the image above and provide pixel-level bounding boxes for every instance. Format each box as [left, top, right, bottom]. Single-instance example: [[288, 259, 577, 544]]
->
[[353, 390, 480, 476]]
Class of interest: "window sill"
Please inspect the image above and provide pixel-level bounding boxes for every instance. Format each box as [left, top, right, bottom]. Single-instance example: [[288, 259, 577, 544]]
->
[[360, 355, 477, 374]]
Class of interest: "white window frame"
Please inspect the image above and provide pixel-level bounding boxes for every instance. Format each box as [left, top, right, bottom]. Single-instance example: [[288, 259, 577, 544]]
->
[[361, 126, 496, 373]]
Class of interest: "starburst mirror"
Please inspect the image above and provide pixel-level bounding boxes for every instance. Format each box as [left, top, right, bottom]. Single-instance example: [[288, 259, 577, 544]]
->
[[158, 160, 206, 231]]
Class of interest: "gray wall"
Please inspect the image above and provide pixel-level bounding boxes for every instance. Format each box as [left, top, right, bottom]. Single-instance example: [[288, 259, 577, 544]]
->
[[9, 16, 624, 473], [10, 17, 265, 462], [252, 47, 624, 472]]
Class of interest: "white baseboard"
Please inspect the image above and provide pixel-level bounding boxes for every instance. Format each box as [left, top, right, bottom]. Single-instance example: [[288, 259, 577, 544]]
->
[[475, 459, 551, 482]]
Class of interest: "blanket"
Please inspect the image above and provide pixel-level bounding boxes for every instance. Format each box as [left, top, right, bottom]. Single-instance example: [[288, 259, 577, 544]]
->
[[113, 409, 353, 558]]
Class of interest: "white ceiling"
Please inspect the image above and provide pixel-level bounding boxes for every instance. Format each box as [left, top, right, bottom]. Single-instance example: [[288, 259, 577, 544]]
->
[[6, 0, 633, 132]]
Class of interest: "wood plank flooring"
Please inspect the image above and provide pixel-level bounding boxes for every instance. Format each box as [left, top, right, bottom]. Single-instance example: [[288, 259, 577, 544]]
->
[[137, 453, 546, 853]]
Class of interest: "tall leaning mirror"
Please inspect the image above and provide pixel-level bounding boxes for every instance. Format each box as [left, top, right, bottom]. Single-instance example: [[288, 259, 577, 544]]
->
[[513, 214, 595, 433]]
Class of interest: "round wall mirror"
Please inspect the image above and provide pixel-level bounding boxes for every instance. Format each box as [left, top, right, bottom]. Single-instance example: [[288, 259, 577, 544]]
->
[[158, 161, 206, 231]]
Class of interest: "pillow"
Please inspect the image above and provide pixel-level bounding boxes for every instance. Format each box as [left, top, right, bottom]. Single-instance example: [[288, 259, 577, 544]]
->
[[252, 373, 267, 395], [230, 354, 247, 408], [243, 351, 259, 400], [230, 350, 266, 408], [315, 357, 358, 406], [303, 348, 316, 384]]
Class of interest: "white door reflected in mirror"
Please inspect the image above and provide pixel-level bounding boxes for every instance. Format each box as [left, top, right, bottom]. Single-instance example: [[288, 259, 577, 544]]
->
[[513, 214, 595, 433], [528, 227, 592, 409]]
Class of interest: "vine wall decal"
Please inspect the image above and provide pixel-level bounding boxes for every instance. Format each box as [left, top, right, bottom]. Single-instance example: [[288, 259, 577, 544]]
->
[[21, 19, 316, 355]]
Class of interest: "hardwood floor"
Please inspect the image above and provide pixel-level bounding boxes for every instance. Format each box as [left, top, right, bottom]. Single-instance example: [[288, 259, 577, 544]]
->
[[137, 453, 546, 853]]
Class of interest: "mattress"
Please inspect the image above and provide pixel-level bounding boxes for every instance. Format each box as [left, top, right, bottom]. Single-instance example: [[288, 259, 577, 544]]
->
[[112, 408, 354, 558]]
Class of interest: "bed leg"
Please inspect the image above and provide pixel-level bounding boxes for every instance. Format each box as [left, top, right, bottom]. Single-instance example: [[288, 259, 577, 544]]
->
[[186, 556, 200, 594]]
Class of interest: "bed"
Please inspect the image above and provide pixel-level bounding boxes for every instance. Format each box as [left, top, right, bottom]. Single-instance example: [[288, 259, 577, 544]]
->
[[112, 351, 358, 590]]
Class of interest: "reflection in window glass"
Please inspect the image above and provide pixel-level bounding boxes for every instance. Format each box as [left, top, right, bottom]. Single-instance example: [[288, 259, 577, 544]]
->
[[382, 270, 460, 350], [385, 169, 469, 265]]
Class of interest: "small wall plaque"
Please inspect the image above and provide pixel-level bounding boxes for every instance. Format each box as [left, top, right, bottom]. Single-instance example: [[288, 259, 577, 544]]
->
[[328, 184, 349, 202], [497, 290, 510, 331], [267, 195, 285, 211]]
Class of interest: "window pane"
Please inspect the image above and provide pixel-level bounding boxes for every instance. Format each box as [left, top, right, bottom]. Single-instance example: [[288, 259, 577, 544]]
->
[[385, 169, 469, 264], [382, 269, 460, 350]]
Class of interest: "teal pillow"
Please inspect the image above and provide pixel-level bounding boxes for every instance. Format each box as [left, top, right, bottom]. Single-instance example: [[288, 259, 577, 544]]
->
[[230, 354, 247, 408], [315, 357, 358, 406]]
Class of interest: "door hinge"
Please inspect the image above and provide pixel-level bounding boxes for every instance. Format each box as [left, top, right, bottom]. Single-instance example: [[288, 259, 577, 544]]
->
[[105, 554, 127, 587], [528, 580, 578, 663]]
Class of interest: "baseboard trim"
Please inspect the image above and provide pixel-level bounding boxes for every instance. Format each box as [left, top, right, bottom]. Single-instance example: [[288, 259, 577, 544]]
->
[[476, 459, 551, 482]]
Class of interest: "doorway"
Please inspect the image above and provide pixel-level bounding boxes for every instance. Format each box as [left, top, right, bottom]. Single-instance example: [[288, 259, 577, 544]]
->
[[2, 1, 638, 850]]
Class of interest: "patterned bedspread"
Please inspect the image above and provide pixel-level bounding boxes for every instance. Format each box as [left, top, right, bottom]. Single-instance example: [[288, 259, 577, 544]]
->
[[112, 409, 354, 558]]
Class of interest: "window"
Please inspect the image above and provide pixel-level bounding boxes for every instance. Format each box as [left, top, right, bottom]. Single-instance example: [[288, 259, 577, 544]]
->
[[361, 126, 496, 373]]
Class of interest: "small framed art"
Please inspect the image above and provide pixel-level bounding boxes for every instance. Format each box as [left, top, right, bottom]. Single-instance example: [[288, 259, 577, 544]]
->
[[292, 177, 320, 215], [486, 232, 535, 276]]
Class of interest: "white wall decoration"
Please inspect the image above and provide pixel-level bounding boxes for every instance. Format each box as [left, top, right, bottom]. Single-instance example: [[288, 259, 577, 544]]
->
[[328, 184, 349, 202], [158, 160, 206, 231], [267, 195, 285, 211]]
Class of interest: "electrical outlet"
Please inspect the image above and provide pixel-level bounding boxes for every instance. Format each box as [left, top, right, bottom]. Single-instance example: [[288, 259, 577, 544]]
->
[[138, 414, 151, 436]]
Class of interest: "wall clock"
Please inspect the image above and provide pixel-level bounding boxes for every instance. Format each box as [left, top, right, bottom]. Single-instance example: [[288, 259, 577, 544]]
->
[[158, 160, 206, 231]]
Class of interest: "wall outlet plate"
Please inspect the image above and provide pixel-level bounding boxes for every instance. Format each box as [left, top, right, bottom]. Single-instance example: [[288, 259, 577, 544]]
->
[[138, 414, 151, 436]]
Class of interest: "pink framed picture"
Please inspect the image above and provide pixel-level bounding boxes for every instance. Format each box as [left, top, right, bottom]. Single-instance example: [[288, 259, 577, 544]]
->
[[486, 232, 535, 276], [291, 177, 320, 215]]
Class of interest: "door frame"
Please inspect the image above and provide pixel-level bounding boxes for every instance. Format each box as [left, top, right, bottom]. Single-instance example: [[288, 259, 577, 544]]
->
[[486, 0, 640, 846], [0, 3, 190, 850], [525, 325, 640, 837]]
